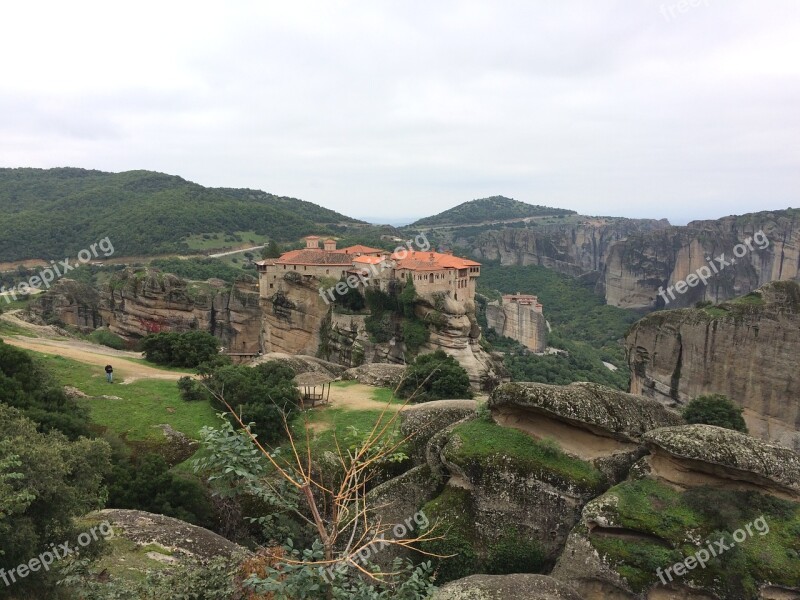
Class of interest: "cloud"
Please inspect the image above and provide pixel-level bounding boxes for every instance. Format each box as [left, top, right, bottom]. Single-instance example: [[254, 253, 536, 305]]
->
[[0, 0, 798, 224]]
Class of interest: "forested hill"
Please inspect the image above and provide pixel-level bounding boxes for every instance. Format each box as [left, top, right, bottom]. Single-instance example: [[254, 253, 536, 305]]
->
[[0, 168, 363, 262], [410, 195, 576, 227]]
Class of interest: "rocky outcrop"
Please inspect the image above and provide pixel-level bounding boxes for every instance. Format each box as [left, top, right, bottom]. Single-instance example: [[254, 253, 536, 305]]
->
[[28, 270, 263, 352], [343, 363, 407, 388], [88, 509, 248, 562], [416, 297, 505, 389], [641, 424, 800, 500], [626, 280, 800, 450], [486, 296, 547, 353], [600, 209, 800, 309], [262, 273, 331, 356], [432, 574, 584, 600], [468, 218, 670, 276], [249, 352, 346, 378], [400, 399, 477, 464]]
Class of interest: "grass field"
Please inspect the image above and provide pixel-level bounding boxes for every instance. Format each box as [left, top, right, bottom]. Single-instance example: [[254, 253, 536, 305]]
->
[[33, 353, 218, 442], [182, 230, 270, 252]]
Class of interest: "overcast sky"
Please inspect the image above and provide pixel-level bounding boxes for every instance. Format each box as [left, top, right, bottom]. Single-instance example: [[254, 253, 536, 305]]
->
[[1, 1, 798, 225]]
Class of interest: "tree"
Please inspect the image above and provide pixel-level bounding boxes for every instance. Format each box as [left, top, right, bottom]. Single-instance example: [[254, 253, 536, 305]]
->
[[189, 378, 441, 598], [683, 394, 748, 432], [262, 240, 282, 259], [397, 350, 472, 402], [141, 331, 221, 368], [0, 339, 90, 439], [0, 405, 111, 593], [201, 361, 301, 443]]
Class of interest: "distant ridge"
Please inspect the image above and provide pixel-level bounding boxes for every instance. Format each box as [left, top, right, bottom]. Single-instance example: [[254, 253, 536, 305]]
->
[[0, 167, 364, 262], [410, 196, 576, 227]]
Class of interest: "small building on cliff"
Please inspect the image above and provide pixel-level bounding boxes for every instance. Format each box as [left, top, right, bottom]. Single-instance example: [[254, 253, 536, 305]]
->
[[485, 292, 547, 353]]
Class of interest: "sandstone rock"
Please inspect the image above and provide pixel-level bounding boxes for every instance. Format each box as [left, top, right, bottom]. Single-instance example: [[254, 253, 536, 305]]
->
[[626, 280, 800, 450], [400, 399, 477, 464], [469, 218, 668, 276], [250, 352, 346, 378], [642, 424, 800, 500], [343, 363, 407, 388], [29, 271, 263, 352], [489, 382, 684, 443], [486, 295, 547, 353], [63, 385, 88, 398], [600, 210, 799, 309], [432, 574, 584, 600], [88, 508, 249, 562]]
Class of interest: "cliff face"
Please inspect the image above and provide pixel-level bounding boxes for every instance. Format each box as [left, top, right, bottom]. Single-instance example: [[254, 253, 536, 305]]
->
[[261, 273, 332, 356], [601, 209, 800, 309], [625, 280, 800, 450], [29, 270, 263, 351], [468, 218, 670, 276], [485, 299, 547, 352]]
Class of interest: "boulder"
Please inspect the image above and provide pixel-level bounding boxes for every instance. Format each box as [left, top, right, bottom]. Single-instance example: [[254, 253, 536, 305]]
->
[[432, 574, 584, 600], [642, 424, 800, 500], [400, 399, 477, 464], [343, 363, 407, 388]]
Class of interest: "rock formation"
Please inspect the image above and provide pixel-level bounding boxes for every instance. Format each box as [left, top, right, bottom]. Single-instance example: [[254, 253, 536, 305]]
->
[[469, 218, 670, 276], [485, 293, 547, 352], [626, 280, 800, 450], [28, 270, 263, 351], [432, 574, 584, 600], [463, 208, 798, 309], [600, 209, 799, 309]]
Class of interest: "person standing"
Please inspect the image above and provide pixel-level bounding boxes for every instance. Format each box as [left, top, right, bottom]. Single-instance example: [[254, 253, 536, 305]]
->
[[105, 364, 113, 383]]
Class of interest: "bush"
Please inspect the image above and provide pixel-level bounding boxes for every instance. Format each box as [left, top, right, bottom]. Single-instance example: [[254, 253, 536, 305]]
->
[[107, 453, 216, 528], [142, 331, 221, 368], [177, 376, 210, 402], [397, 350, 472, 402], [683, 393, 748, 432], [203, 361, 301, 442], [402, 319, 429, 353], [88, 328, 127, 350]]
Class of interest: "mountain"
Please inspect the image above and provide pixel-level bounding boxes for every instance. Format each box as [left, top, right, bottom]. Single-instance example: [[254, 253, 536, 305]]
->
[[0, 168, 364, 262], [409, 196, 576, 227]]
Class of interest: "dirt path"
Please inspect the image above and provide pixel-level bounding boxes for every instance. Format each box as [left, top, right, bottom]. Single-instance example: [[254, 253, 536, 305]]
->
[[327, 383, 404, 412], [2, 336, 187, 383]]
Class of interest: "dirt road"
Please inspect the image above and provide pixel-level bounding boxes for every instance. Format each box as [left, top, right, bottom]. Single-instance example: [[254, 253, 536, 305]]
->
[[1, 336, 187, 383]]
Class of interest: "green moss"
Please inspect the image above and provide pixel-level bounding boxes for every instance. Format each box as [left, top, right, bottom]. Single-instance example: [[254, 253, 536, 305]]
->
[[447, 419, 607, 493], [419, 486, 479, 583], [588, 481, 800, 597]]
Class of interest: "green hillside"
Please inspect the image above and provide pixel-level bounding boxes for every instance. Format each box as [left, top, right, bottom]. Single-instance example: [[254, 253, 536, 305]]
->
[[0, 168, 363, 262], [410, 195, 576, 227]]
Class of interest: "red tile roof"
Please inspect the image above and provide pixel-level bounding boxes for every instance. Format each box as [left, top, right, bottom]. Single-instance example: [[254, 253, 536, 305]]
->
[[392, 250, 481, 271], [337, 245, 385, 255], [273, 249, 353, 266]]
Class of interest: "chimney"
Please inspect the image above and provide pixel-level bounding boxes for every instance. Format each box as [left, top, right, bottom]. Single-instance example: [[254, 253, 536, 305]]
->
[[324, 239, 337, 251]]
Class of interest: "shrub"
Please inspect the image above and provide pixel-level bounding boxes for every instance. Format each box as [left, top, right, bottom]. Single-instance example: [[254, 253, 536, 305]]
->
[[177, 376, 209, 402], [397, 350, 472, 402], [402, 319, 429, 353], [683, 394, 748, 432], [142, 331, 221, 368], [88, 328, 127, 350], [203, 361, 301, 442]]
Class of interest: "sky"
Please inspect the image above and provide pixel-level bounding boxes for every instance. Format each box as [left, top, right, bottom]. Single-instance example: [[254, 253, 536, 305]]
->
[[1, 1, 798, 225]]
